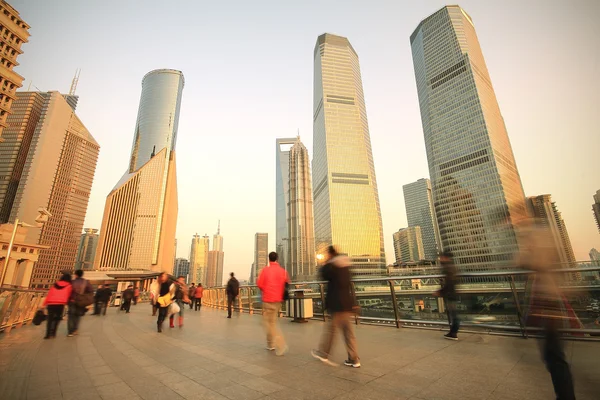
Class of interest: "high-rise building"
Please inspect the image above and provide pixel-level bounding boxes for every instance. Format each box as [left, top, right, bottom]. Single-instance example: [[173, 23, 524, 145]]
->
[[206, 250, 224, 287], [0, 91, 99, 288], [75, 228, 99, 270], [173, 258, 190, 281], [189, 233, 209, 285], [410, 6, 528, 276], [213, 221, 223, 252], [592, 190, 600, 233], [253, 233, 268, 282], [249, 263, 255, 284], [312, 33, 386, 276], [275, 137, 296, 272], [403, 178, 441, 260], [288, 136, 316, 281], [393, 227, 425, 264], [0, 1, 30, 141], [527, 195, 576, 268], [95, 69, 183, 273], [591, 248, 600, 262]]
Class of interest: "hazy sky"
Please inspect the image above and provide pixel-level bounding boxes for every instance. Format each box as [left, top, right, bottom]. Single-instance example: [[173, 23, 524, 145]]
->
[[11, 0, 600, 282]]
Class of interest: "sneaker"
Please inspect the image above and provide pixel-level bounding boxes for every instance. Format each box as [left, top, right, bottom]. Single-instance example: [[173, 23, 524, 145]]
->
[[344, 359, 361, 368], [444, 333, 458, 341], [311, 349, 338, 366], [266, 347, 275, 351], [276, 345, 289, 357], [67, 333, 74, 337]]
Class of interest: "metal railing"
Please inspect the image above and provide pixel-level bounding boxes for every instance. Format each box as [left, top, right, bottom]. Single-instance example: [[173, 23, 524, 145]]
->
[[0, 288, 46, 333], [202, 267, 600, 340]]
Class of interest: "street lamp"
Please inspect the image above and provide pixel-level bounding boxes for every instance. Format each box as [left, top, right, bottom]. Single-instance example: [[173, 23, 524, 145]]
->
[[0, 207, 51, 287]]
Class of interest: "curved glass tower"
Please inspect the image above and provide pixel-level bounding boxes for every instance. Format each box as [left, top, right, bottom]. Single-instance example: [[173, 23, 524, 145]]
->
[[95, 69, 184, 272]]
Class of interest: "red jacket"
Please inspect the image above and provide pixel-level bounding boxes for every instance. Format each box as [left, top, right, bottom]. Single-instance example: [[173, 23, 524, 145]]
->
[[44, 281, 73, 306], [194, 286, 204, 298], [257, 262, 289, 303]]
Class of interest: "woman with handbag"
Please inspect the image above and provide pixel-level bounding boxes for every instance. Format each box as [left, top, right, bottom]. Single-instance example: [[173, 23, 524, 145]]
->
[[169, 276, 189, 328], [42, 273, 73, 339], [152, 272, 175, 332]]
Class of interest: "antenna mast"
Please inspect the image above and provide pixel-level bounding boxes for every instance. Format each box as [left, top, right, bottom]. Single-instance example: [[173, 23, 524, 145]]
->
[[69, 69, 81, 96]]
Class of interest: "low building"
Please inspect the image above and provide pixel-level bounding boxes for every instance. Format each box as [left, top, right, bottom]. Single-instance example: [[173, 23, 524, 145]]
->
[[0, 223, 48, 288]]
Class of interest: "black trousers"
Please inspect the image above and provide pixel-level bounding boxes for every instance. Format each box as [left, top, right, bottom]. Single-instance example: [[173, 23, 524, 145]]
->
[[46, 305, 64, 337], [542, 327, 575, 400], [227, 295, 236, 317], [121, 299, 132, 312], [194, 298, 202, 311], [157, 306, 169, 327], [68, 304, 83, 334]]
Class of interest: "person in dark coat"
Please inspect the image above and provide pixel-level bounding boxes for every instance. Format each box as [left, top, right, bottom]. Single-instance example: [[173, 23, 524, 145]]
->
[[93, 284, 104, 315], [311, 246, 360, 368], [226, 273, 240, 318], [434, 251, 460, 340], [68, 269, 93, 337], [121, 285, 134, 313]]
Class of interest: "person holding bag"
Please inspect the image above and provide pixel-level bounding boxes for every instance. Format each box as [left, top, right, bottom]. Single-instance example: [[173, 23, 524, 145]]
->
[[151, 272, 175, 332], [169, 276, 189, 328], [68, 269, 93, 337], [42, 273, 72, 339]]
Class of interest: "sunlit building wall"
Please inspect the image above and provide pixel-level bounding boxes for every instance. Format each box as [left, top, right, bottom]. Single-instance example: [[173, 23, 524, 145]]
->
[[393, 227, 425, 264], [275, 138, 296, 273], [410, 6, 528, 277], [403, 178, 441, 260], [253, 232, 268, 282], [189, 233, 209, 285], [312, 33, 386, 276]]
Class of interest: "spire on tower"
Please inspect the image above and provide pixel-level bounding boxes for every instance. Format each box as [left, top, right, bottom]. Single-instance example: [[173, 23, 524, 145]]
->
[[69, 69, 81, 96], [217, 220, 220, 235]]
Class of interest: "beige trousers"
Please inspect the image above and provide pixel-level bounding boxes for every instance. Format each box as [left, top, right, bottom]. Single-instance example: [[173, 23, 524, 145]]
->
[[319, 311, 359, 361], [262, 302, 286, 352]]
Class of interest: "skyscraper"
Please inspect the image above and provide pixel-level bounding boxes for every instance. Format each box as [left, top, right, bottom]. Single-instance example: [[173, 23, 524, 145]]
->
[[95, 69, 183, 273], [403, 178, 441, 260], [0, 1, 30, 141], [189, 233, 209, 284], [75, 228, 99, 270], [213, 221, 223, 252], [0, 91, 99, 288], [253, 233, 268, 282], [312, 33, 385, 276], [288, 136, 316, 281], [205, 224, 224, 287], [173, 258, 190, 281], [276, 137, 296, 272], [393, 227, 425, 264], [527, 195, 576, 267], [593, 190, 600, 233], [410, 6, 528, 275]]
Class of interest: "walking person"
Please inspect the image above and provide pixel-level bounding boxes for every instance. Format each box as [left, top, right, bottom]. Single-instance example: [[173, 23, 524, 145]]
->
[[133, 286, 140, 305], [433, 251, 460, 340], [151, 272, 175, 332], [100, 285, 112, 315], [257, 252, 289, 356], [93, 284, 104, 315], [311, 246, 360, 368], [169, 276, 189, 328], [42, 273, 72, 339], [121, 285, 134, 313], [194, 283, 204, 311], [188, 283, 196, 309], [68, 269, 93, 337], [226, 273, 239, 318]]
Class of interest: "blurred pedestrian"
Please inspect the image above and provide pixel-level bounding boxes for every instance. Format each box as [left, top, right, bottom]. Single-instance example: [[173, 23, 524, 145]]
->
[[100, 285, 112, 315], [257, 252, 289, 356], [133, 286, 140, 305], [68, 269, 93, 337], [151, 272, 175, 332], [121, 285, 134, 313], [433, 251, 460, 341], [188, 283, 196, 309], [311, 246, 360, 368], [169, 276, 189, 328], [93, 284, 104, 315], [517, 220, 576, 400], [42, 273, 72, 339], [194, 283, 204, 310], [226, 273, 239, 318]]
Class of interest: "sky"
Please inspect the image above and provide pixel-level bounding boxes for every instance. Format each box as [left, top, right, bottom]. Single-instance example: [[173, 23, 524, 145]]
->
[[11, 0, 600, 282]]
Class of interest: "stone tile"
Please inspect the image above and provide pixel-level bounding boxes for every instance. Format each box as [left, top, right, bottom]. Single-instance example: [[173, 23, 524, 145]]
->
[[239, 377, 285, 395], [156, 371, 191, 386], [215, 382, 264, 400], [239, 364, 274, 377], [62, 390, 103, 400], [26, 384, 62, 400], [90, 372, 122, 387], [330, 368, 379, 384], [86, 365, 113, 376], [141, 364, 173, 376], [96, 381, 138, 398]]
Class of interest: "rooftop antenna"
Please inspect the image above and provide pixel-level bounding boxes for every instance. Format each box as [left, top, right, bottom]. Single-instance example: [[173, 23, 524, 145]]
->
[[69, 68, 81, 96], [27, 80, 32, 91], [217, 220, 220, 235], [151, 145, 156, 158], [297, 128, 300, 140]]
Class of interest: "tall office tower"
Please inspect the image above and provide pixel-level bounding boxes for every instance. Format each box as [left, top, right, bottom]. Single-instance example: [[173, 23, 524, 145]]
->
[[527, 195, 576, 267], [593, 190, 600, 233], [591, 249, 600, 262], [249, 263, 255, 284], [95, 69, 183, 273], [393, 227, 425, 264], [410, 6, 528, 276], [206, 250, 224, 287], [213, 221, 223, 252], [288, 137, 316, 281], [275, 137, 296, 271], [75, 228, 99, 270], [0, 1, 30, 141], [402, 178, 441, 260], [253, 233, 268, 282], [189, 233, 209, 284], [0, 91, 99, 288], [173, 258, 190, 281], [312, 33, 386, 276]]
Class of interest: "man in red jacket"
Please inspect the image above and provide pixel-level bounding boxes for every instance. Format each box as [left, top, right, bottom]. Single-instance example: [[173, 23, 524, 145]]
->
[[257, 252, 289, 356]]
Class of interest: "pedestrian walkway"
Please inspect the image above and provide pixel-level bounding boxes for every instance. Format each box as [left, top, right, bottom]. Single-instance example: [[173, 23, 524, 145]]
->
[[0, 305, 598, 399]]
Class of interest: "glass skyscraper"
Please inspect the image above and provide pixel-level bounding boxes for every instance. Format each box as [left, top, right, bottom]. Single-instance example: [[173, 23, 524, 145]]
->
[[312, 33, 386, 276], [410, 6, 528, 275], [403, 178, 441, 261], [275, 138, 296, 271]]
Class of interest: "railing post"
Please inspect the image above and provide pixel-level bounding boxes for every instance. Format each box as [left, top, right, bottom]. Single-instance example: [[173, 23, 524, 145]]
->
[[509, 274, 527, 338], [351, 282, 359, 325], [319, 283, 326, 321], [248, 287, 254, 315], [388, 279, 400, 328]]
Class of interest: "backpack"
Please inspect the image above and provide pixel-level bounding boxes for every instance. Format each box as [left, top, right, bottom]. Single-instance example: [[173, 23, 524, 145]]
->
[[74, 280, 94, 307]]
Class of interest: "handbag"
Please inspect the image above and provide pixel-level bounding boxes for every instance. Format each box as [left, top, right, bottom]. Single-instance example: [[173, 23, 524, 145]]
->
[[33, 310, 46, 326], [168, 301, 180, 317], [75, 283, 94, 308]]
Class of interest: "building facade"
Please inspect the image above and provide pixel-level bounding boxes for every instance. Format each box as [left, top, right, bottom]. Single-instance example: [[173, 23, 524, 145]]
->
[[0, 223, 48, 288], [287, 137, 316, 281], [173, 258, 190, 281], [0, 91, 99, 288], [253, 232, 268, 282], [95, 69, 183, 273], [393, 227, 425, 264], [0, 1, 30, 140], [205, 250, 224, 287], [189, 233, 209, 285], [75, 228, 99, 270], [275, 138, 296, 272], [593, 190, 600, 233], [312, 33, 386, 276], [402, 178, 441, 260], [410, 6, 528, 277]]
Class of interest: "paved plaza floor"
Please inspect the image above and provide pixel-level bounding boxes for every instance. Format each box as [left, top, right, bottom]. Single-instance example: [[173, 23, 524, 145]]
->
[[1, 304, 598, 400]]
